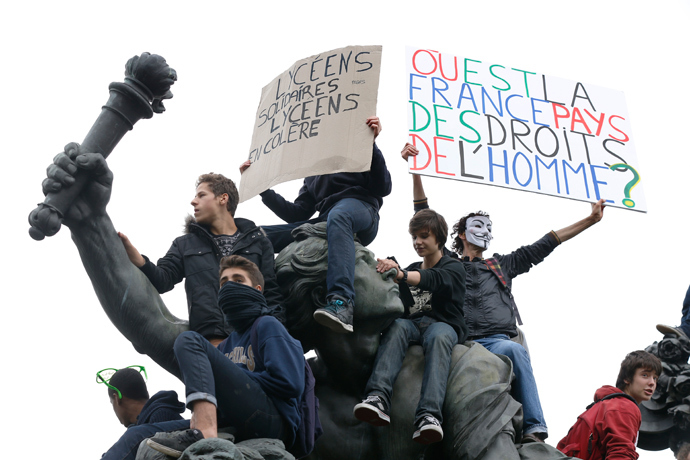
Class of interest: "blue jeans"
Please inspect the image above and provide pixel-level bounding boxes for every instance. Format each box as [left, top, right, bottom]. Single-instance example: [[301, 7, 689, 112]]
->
[[173, 331, 286, 443], [101, 419, 190, 460], [263, 198, 379, 304], [474, 334, 547, 436], [681, 284, 690, 337], [365, 317, 457, 423]]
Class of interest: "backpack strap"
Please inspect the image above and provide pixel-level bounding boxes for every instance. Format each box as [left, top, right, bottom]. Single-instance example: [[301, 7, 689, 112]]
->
[[484, 258, 523, 325], [250, 316, 266, 371], [585, 392, 637, 410]]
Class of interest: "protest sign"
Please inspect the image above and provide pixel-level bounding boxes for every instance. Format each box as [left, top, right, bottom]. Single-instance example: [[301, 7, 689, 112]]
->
[[239, 45, 382, 202], [405, 46, 646, 212]]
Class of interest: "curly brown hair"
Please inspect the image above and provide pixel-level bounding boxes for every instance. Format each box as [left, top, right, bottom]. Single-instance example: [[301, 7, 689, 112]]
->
[[451, 211, 490, 255], [196, 173, 239, 216]]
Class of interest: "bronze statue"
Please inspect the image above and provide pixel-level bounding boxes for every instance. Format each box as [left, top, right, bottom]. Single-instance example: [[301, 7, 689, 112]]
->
[[33, 55, 574, 460]]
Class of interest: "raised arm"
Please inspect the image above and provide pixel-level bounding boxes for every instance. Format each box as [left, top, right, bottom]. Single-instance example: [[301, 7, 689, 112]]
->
[[402, 143, 429, 212], [43, 145, 187, 377], [554, 198, 605, 243]]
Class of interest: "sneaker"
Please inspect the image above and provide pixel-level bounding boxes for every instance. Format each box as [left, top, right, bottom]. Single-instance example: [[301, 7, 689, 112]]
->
[[656, 324, 689, 340], [412, 415, 443, 444], [354, 395, 390, 426], [146, 429, 204, 458], [313, 297, 353, 333]]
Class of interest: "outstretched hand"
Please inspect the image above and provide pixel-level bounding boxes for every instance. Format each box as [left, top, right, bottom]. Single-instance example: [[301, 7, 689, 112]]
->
[[401, 142, 419, 161], [366, 116, 382, 138], [117, 232, 146, 267], [376, 258, 402, 282], [42, 143, 113, 228]]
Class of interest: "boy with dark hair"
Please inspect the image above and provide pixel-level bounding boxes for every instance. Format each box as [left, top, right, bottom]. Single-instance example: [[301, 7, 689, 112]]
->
[[353, 208, 466, 444], [98, 366, 187, 460], [557, 350, 661, 460], [242, 116, 391, 335], [147, 255, 305, 458], [119, 173, 284, 345]]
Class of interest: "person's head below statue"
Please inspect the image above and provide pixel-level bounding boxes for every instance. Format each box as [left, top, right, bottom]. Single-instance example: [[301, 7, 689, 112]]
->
[[104, 367, 149, 427], [275, 222, 403, 352]]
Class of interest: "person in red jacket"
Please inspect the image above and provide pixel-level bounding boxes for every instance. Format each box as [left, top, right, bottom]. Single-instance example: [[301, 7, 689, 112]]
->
[[557, 350, 661, 459]]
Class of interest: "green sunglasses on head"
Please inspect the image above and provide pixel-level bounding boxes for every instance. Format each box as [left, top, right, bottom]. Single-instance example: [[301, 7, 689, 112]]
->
[[96, 365, 148, 399]]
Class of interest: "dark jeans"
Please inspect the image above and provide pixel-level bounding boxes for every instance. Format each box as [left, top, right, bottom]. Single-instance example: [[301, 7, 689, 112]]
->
[[101, 419, 190, 460], [474, 334, 547, 436], [174, 331, 286, 443], [364, 316, 457, 423], [682, 284, 690, 337], [263, 198, 379, 304]]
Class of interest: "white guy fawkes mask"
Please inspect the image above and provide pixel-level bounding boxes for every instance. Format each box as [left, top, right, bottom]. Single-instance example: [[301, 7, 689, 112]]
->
[[465, 216, 493, 250]]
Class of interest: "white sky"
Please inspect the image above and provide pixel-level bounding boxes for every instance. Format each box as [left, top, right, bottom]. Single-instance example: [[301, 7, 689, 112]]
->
[[2, 1, 689, 458]]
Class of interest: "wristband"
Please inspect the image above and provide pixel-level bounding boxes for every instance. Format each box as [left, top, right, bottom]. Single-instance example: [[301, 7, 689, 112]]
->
[[401, 269, 408, 283]]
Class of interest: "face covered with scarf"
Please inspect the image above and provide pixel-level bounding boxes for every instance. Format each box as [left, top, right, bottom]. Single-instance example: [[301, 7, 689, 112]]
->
[[217, 280, 272, 333]]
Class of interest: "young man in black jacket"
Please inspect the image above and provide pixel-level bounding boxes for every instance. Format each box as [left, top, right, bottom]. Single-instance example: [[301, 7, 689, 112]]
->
[[119, 173, 284, 345], [242, 116, 391, 334], [353, 208, 466, 445]]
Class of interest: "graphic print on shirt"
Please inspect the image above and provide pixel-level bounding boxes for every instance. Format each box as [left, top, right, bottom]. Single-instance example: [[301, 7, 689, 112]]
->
[[409, 286, 433, 316], [225, 345, 255, 371]]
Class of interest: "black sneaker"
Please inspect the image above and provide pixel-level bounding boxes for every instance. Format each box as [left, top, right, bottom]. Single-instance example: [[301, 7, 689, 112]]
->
[[313, 297, 353, 333], [146, 429, 205, 458], [354, 395, 391, 426], [412, 415, 443, 444]]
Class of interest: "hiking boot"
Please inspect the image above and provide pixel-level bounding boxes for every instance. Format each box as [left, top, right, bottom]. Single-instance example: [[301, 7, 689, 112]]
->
[[146, 429, 204, 458], [412, 415, 443, 444], [354, 395, 391, 426], [656, 324, 689, 340], [313, 297, 353, 333]]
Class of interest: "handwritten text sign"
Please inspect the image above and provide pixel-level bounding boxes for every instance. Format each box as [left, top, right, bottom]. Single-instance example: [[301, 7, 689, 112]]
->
[[239, 45, 382, 202], [406, 46, 645, 211]]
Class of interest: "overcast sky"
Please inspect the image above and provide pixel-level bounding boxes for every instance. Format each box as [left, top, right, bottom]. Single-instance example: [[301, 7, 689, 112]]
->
[[2, 1, 689, 458]]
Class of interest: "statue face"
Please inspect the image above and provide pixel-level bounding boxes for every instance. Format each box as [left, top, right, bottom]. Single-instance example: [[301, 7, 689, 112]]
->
[[352, 246, 403, 329]]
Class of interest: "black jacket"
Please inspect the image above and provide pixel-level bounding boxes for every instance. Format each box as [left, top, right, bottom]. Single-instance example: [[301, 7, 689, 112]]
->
[[140, 217, 284, 338], [260, 144, 392, 221], [397, 255, 468, 343], [463, 233, 559, 338]]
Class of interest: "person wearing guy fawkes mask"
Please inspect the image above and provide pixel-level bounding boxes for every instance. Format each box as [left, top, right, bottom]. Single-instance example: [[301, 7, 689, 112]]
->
[[401, 142, 606, 444], [147, 255, 305, 458]]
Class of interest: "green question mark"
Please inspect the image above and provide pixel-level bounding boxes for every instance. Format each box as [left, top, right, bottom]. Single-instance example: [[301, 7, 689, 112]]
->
[[609, 163, 640, 208]]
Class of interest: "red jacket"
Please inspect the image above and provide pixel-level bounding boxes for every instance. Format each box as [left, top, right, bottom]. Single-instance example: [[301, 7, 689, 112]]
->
[[557, 385, 641, 460]]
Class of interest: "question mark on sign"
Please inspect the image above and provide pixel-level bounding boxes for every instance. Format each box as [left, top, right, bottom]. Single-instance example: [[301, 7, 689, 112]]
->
[[609, 163, 640, 208]]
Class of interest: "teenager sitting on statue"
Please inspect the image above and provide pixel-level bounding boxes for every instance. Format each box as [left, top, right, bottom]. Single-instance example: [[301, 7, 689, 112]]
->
[[118, 173, 284, 346], [147, 255, 305, 458], [401, 142, 606, 443], [557, 350, 661, 459], [353, 208, 466, 444], [240, 116, 391, 335]]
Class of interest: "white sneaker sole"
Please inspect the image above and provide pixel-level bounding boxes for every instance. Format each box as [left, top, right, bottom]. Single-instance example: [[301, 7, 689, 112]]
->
[[354, 402, 390, 426], [313, 310, 353, 333]]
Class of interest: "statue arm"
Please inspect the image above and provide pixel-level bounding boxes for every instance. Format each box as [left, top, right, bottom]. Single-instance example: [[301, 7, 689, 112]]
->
[[45, 146, 187, 377]]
